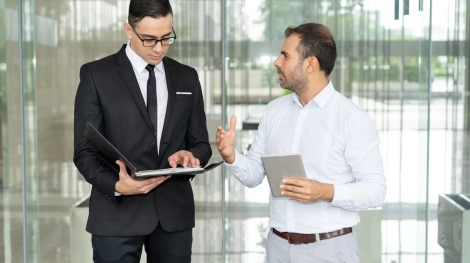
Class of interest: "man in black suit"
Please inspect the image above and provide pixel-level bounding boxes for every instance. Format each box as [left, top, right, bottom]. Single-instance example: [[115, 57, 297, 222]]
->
[[73, 0, 211, 262]]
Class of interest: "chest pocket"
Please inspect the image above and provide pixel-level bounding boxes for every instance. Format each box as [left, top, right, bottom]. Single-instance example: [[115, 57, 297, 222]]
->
[[176, 93, 193, 101]]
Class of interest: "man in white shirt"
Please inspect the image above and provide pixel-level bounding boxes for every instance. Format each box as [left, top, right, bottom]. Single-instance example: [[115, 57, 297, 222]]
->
[[216, 23, 386, 262]]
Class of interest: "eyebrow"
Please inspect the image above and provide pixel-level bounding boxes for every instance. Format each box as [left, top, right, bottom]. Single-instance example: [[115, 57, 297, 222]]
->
[[140, 31, 172, 39], [281, 51, 289, 57]]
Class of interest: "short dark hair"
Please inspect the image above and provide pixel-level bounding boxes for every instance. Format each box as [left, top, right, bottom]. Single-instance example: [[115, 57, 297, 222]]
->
[[284, 23, 337, 76], [128, 0, 173, 28]]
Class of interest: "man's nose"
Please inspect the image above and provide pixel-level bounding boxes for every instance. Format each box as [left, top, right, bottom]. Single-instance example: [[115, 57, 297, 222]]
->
[[273, 57, 281, 68], [153, 41, 163, 53]]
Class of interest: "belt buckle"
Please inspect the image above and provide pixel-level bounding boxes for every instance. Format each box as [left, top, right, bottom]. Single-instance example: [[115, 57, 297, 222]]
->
[[286, 233, 293, 244]]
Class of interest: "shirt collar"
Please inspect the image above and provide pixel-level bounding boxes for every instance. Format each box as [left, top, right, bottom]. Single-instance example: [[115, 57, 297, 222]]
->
[[313, 81, 334, 108], [292, 80, 335, 109], [125, 41, 165, 74]]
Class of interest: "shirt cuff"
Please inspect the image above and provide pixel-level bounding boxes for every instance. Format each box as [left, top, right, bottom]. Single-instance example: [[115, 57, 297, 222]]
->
[[223, 150, 243, 174], [115, 191, 121, 196], [330, 184, 352, 207]]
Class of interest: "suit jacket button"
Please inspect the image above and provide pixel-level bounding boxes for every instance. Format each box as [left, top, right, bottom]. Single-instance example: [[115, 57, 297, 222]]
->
[[150, 141, 156, 148]]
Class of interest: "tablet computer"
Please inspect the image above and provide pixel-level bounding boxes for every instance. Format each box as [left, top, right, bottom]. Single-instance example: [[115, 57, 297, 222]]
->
[[261, 154, 307, 197], [84, 122, 223, 179]]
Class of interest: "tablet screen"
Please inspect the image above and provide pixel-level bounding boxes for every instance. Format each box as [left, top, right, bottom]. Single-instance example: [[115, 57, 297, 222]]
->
[[261, 154, 307, 198]]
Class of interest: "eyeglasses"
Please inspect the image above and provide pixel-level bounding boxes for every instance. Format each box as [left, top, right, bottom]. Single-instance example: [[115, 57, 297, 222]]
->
[[132, 27, 177, 47]]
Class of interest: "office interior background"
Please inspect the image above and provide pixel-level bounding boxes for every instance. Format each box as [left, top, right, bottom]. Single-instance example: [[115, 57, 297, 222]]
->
[[1, 0, 469, 262]]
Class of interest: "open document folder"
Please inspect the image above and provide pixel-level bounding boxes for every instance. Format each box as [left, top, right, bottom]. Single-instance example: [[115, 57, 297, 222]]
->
[[84, 122, 223, 179]]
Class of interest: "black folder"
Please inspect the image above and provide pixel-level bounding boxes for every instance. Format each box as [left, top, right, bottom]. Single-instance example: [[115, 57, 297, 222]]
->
[[83, 122, 222, 179]]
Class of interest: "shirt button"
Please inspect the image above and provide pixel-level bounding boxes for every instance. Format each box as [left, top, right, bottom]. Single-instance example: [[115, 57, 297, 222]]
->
[[150, 141, 156, 148]]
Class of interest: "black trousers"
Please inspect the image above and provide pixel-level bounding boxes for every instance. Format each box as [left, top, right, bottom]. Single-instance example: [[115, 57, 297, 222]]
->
[[91, 223, 192, 263]]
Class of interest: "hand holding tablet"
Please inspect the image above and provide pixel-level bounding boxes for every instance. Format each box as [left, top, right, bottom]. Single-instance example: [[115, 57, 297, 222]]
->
[[261, 154, 307, 197]]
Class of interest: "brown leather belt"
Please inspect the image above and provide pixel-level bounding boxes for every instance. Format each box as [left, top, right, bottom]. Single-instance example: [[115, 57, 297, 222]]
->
[[272, 227, 353, 245]]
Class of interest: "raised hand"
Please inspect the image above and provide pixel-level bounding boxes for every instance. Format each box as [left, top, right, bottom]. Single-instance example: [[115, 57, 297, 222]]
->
[[216, 115, 237, 164], [115, 160, 170, 195]]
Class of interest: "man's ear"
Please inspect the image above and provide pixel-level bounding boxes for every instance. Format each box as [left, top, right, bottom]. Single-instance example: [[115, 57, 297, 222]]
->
[[305, 56, 318, 74], [123, 23, 133, 40]]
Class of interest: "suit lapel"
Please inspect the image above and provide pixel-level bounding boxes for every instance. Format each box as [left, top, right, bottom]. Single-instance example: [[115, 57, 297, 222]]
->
[[159, 57, 176, 158], [114, 45, 154, 133]]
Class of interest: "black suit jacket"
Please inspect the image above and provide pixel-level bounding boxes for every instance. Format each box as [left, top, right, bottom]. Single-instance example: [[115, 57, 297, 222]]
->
[[73, 45, 211, 236]]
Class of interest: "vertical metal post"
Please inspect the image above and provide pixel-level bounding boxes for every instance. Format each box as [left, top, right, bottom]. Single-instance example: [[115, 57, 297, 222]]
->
[[425, 1, 433, 262], [463, 0, 470, 193], [0, 1, 11, 262], [18, 0, 28, 262], [398, 2, 405, 261], [403, 0, 410, 15], [221, 0, 227, 261], [268, 0, 272, 101], [395, 0, 400, 20]]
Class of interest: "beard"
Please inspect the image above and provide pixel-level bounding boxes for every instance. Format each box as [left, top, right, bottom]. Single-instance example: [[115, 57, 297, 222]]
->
[[279, 62, 308, 95]]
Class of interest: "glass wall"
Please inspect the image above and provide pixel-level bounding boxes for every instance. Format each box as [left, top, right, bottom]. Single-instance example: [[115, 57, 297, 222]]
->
[[170, 2, 225, 262], [429, 0, 470, 262], [0, 0, 469, 262], [1, 0, 24, 261]]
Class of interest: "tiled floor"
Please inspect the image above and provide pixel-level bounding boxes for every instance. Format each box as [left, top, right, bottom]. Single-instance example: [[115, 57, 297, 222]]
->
[[1, 124, 459, 262], [0, 148, 272, 263]]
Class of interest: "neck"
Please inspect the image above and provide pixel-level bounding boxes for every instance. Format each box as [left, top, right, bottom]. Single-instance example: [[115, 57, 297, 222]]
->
[[297, 75, 329, 106]]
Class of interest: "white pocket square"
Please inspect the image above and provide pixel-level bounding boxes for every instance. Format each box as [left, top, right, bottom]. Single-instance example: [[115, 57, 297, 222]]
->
[[176, 92, 192, 95]]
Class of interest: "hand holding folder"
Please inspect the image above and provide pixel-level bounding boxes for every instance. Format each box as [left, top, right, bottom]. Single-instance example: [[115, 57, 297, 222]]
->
[[84, 122, 222, 179]]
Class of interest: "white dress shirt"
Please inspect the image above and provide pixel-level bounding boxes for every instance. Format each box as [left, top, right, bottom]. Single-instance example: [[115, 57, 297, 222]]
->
[[225, 81, 386, 234], [125, 42, 168, 152]]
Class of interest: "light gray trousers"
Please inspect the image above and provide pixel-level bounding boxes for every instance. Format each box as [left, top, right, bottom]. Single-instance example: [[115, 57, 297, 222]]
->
[[266, 229, 360, 263]]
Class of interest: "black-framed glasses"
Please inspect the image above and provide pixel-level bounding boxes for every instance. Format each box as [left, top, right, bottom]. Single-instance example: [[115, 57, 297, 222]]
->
[[132, 27, 177, 47]]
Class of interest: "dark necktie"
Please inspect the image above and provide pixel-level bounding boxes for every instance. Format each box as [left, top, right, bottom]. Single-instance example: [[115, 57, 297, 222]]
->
[[145, 64, 158, 136]]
